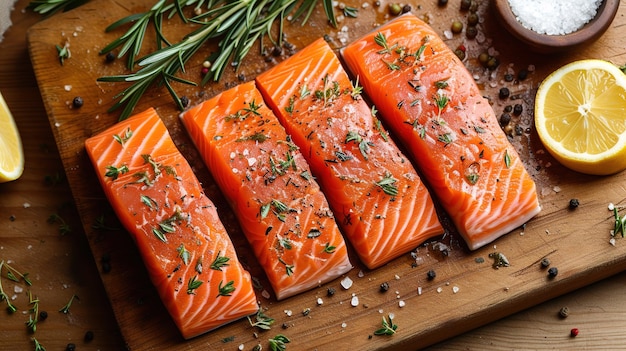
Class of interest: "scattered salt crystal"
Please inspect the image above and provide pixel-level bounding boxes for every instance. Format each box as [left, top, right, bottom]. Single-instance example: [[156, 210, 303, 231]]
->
[[394, 274, 400, 280], [452, 286, 460, 294], [608, 203, 615, 211], [247, 157, 257, 167], [553, 186, 561, 193], [23, 203, 30, 208], [14, 285, 23, 293], [317, 297, 324, 305], [508, 0, 601, 35], [284, 309, 292, 317], [64, 85, 72, 91], [350, 295, 359, 307], [443, 30, 453, 40], [436, 287, 443, 293], [238, 344, 244, 350], [230, 151, 236, 159], [610, 237, 616, 246], [341, 322, 347, 328], [232, 168, 239, 174], [398, 300, 406, 308], [357, 270, 364, 278], [261, 290, 270, 299], [417, 286, 423, 295], [340, 276, 353, 290]]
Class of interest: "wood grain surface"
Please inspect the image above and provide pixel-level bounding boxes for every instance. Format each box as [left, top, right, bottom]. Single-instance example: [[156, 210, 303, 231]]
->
[[1, 0, 626, 350]]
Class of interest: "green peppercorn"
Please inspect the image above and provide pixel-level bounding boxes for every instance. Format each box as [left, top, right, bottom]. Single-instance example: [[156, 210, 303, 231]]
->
[[389, 3, 402, 16], [467, 13, 479, 26], [478, 52, 490, 66], [451, 21, 463, 34], [487, 56, 500, 70], [454, 49, 466, 60], [466, 26, 477, 39]]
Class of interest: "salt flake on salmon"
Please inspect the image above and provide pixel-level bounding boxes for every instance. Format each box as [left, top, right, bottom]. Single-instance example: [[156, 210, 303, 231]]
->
[[341, 14, 541, 250], [84, 108, 258, 339], [255, 38, 444, 269], [180, 81, 352, 300]]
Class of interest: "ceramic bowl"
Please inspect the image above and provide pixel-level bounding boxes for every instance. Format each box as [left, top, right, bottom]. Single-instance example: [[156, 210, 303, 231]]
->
[[492, 0, 620, 53]]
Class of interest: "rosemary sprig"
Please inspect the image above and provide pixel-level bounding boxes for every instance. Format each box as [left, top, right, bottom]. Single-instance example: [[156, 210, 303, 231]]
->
[[59, 294, 78, 314], [28, 0, 89, 16], [98, 0, 337, 120]]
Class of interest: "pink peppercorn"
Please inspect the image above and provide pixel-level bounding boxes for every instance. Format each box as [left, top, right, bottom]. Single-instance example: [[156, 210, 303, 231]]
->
[[201, 67, 209, 75], [570, 328, 579, 337]]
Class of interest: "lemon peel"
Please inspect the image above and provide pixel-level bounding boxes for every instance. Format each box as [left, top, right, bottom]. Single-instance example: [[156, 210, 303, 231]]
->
[[0, 91, 24, 182]]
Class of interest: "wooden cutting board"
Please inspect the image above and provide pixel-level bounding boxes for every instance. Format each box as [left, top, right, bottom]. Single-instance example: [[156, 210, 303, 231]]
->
[[26, 0, 626, 350]]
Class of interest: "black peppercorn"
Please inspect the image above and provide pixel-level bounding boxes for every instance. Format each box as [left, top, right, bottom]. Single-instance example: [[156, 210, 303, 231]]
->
[[105, 52, 116, 63], [559, 306, 569, 318], [548, 267, 558, 278], [499, 113, 511, 127], [426, 269, 436, 281], [84, 330, 94, 342], [180, 96, 190, 108], [379, 282, 390, 292], [282, 323, 289, 329], [541, 258, 551, 268], [504, 73, 514, 82], [72, 96, 84, 108], [327, 287, 335, 296], [569, 198, 580, 209], [402, 4, 411, 13], [513, 104, 523, 116], [438, 0, 448, 7], [101, 260, 111, 273], [503, 105, 513, 113], [65, 343, 76, 351], [460, 0, 471, 11], [517, 68, 529, 81], [39, 310, 48, 321], [499, 87, 510, 99]]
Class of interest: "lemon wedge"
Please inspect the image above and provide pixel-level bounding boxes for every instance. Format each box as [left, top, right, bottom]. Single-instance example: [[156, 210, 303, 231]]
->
[[0, 91, 24, 182], [535, 59, 626, 175]]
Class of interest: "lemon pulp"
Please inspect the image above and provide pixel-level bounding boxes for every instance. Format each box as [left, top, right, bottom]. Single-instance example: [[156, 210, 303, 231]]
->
[[0, 91, 24, 183], [535, 59, 626, 175]]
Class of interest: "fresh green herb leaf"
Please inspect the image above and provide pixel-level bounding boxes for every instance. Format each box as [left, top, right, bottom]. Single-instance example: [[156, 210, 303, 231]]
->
[[55, 43, 70, 65], [177, 244, 190, 265], [33, 337, 46, 351], [248, 308, 275, 330], [140, 194, 158, 210], [437, 133, 453, 145], [217, 280, 236, 297], [59, 294, 78, 314], [47, 213, 71, 235], [375, 173, 399, 197], [187, 275, 203, 294], [268, 334, 291, 351], [322, 242, 336, 253], [343, 6, 358, 17], [374, 314, 398, 336], [104, 164, 129, 180], [113, 127, 133, 145], [210, 252, 231, 271], [504, 149, 511, 168]]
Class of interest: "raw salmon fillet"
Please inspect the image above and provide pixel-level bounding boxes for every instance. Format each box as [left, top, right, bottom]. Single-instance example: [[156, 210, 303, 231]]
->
[[341, 14, 541, 250], [84, 108, 258, 339], [255, 38, 444, 269], [180, 81, 352, 300]]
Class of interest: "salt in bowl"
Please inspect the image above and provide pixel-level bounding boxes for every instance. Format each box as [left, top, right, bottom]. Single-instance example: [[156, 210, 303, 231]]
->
[[492, 0, 620, 53]]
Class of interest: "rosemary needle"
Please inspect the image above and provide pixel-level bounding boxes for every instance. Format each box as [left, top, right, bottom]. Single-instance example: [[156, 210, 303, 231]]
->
[[28, 0, 90, 16], [97, 0, 336, 120]]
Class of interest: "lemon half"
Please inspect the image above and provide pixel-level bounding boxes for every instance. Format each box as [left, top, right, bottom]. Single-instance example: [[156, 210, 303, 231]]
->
[[535, 59, 626, 175], [0, 92, 24, 183]]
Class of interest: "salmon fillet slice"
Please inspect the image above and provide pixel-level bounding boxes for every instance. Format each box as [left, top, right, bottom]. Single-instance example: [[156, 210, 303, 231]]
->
[[180, 81, 352, 300], [255, 38, 444, 269], [341, 14, 541, 250], [84, 108, 258, 339]]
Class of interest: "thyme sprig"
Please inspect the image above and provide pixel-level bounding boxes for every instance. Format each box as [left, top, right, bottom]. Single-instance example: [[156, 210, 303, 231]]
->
[[98, 0, 337, 120], [0, 261, 19, 313], [248, 308, 275, 330], [268, 334, 290, 351], [375, 173, 399, 197]]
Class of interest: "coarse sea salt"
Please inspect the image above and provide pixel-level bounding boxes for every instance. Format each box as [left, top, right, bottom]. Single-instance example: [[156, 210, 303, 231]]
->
[[508, 0, 601, 35]]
